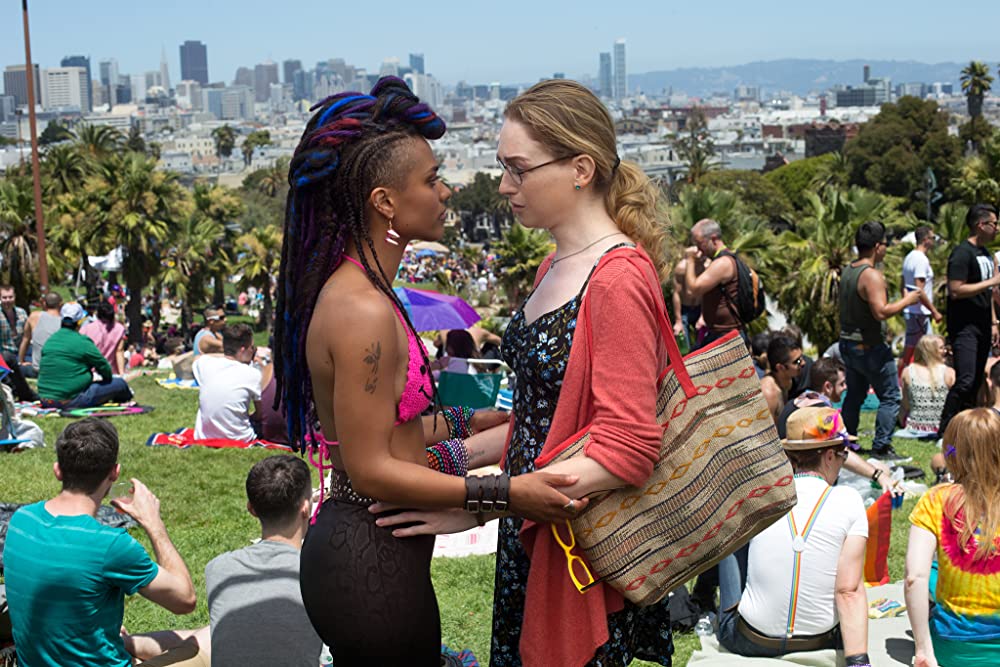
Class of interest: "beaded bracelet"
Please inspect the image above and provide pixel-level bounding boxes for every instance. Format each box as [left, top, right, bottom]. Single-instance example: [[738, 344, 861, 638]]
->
[[425, 438, 469, 477], [442, 406, 475, 440]]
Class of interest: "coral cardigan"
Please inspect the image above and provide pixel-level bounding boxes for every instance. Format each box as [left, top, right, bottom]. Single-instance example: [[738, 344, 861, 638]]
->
[[501, 245, 669, 667]]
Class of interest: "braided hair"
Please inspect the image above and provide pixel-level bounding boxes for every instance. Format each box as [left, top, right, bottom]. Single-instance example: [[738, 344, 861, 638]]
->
[[274, 76, 446, 450]]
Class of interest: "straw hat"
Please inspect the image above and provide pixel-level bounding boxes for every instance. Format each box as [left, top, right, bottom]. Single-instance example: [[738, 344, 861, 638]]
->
[[782, 407, 857, 451]]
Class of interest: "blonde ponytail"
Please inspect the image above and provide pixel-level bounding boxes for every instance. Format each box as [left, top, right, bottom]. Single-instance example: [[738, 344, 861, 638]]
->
[[606, 160, 668, 279], [505, 80, 669, 279]]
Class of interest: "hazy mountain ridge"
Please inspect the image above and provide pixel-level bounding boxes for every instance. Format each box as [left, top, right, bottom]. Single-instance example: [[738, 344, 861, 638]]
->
[[628, 59, 972, 98]]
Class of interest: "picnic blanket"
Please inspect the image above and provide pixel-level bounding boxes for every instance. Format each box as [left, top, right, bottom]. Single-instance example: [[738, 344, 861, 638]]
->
[[59, 405, 155, 419], [687, 582, 914, 666], [156, 377, 199, 390], [13, 402, 61, 417], [146, 427, 293, 452]]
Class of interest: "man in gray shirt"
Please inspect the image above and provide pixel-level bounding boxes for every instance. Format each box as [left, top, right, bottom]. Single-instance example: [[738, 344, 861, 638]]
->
[[123, 455, 322, 666]]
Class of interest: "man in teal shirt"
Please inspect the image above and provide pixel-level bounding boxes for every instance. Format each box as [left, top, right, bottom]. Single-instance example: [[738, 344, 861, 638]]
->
[[2, 418, 197, 666], [37, 302, 132, 408]]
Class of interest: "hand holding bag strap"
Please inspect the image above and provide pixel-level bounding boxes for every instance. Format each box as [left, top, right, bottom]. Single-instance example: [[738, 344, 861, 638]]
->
[[582, 249, 697, 399]]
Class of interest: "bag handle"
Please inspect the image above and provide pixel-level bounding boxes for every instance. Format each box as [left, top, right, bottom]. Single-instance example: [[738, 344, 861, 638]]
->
[[581, 249, 697, 399]]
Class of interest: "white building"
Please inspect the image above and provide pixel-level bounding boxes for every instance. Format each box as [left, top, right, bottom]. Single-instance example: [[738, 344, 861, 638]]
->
[[175, 80, 202, 111], [403, 72, 443, 110], [614, 39, 627, 100], [40, 67, 90, 111]]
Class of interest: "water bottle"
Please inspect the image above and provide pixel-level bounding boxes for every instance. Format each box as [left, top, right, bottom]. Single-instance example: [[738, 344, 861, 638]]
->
[[694, 614, 714, 637]]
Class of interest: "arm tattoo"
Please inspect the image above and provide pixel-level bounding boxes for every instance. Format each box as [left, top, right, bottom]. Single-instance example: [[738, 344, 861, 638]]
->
[[363, 341, 381, 394]]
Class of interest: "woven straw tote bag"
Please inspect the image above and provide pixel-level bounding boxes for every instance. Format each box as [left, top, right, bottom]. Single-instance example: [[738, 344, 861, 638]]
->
[[546, 252, 797, 606]]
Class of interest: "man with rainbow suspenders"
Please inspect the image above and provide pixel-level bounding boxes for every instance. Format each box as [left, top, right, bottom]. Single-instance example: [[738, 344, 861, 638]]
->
[[715, 407, 872, 666]]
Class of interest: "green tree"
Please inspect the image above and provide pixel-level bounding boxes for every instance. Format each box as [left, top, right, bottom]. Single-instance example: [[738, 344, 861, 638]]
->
[[211, 124, 236, 161], [191, 182, 245, 304], [125, 125, 146, 154], [960, 60, 993, 119], [38, 120, 73, 146], [673, 109, 719, 184], [492, 223, 554, 305], [764, 153, 839, 210], [843, 97, 962, 217], [86, 152, 190, 342], [0, 175, 40, 307], [73, 123, 125, 160], [241, 130, 271, 167], [42, 143, 90, 196], [767, 187, 909, 351], [699, 170, 793, 224], [951, 127, 1000, 204], [235, 224, 282, 333], [161, 213, 226, 335]]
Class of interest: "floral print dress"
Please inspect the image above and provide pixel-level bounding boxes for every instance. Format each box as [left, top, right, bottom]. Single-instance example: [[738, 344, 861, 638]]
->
[[492, 247, 673, 667]]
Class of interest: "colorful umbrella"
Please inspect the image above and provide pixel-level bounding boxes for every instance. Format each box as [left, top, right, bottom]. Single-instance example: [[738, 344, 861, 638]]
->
[[393, 287, 480, 332]]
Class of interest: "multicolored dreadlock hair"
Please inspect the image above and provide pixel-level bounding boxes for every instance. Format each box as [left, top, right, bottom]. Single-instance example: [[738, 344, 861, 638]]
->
[[274, 76, 446, 451]]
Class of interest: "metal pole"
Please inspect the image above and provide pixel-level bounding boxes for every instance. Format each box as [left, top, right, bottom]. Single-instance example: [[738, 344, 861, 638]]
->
[[21, 0, 49, 294]]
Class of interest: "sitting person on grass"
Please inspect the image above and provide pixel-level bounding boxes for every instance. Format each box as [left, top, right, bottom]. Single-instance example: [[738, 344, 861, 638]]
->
[[193, 323, 261, 441], [716, 407, 870, 665], [3, 418, 196, 667], [37, 303, 133, 409], [192, 306, 226, 356], [123, 455, 324, 667], [81, 300, 128, 375]]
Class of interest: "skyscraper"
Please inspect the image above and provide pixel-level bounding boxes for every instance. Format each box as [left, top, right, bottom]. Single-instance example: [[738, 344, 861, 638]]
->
[[159, 46, 172, 93], [3, 64, 41, 108], [599, 52, 612, 98], [40, 67, 90, 111], [409, 53, 425, 75], [283, 59, 302, 85], [99, 58, 119, 106], [254, 61, 278, 103], [60, 55, 92, 112], [613, 39, 627, 100], [179, 40, 209, 85]]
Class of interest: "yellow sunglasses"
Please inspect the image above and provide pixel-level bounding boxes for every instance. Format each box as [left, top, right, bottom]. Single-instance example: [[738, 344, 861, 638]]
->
[[550, 520, 599, 594]]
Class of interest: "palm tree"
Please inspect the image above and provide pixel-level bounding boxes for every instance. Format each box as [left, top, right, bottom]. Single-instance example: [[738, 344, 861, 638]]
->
[[235, 224, 282, 333], [674, 109, 720, 185], [492, 223, 554, 306], [809, 151, 851, 193], [241, 130, 271, 168], [211, 125, 236, 164], [960, 61, 993, 119], [86, 152, 190, 342], [951, 129, 1000, 204], [42, 143, 90, 196], [768, 187, 908, 351], [191, 182, 245, 305], [161, 213, 226, 336], [255, 160, 286, 198], [0, 175, 40, 307], [73, 124, 125, 160]]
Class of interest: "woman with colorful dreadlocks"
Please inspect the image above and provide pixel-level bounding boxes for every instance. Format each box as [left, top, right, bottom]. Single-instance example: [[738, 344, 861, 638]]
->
[[274, 77, 585, 665]]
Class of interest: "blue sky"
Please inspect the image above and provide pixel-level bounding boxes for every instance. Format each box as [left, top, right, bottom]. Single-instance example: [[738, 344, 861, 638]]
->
[[3, 0, 999, 86]]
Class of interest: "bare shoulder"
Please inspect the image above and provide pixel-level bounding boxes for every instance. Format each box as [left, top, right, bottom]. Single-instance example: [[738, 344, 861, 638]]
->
[[309, 274, 398, 359]]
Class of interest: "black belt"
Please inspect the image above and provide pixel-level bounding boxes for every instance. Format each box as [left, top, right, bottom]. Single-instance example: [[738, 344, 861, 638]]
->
[[328, 467, 375, 507], [736, 613, 840, 653]]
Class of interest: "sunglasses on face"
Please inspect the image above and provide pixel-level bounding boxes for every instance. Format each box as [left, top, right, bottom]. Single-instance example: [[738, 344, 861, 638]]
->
[[550, 521, 599, 594]]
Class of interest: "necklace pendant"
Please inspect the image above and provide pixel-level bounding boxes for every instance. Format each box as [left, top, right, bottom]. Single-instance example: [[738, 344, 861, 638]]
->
[[792, 535, 806, 552]]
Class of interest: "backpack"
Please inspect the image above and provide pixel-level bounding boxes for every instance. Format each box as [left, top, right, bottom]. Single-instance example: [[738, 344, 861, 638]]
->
[[718, 249, 767, 325]]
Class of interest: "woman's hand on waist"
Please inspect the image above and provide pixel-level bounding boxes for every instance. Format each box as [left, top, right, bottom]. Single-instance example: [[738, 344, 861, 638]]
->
[[370, 504, 479, 537]]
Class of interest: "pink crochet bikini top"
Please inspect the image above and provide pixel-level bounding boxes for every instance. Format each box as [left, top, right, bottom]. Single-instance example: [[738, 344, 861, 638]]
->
[[340, 255, 433, 425]]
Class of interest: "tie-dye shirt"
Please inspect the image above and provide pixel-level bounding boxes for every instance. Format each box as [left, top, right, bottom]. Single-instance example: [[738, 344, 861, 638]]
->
[[910, 484, 1000, 642]]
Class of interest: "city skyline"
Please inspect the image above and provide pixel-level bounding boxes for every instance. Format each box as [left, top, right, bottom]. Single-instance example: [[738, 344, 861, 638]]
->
[[3, 0, 1000, 89]]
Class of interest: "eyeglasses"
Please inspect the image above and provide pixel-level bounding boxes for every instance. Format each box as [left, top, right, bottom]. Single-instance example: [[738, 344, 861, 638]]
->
[[550, 520, 599, 593], [784, 355, 806, 368], [496, 155, 573, 185], [981, 220, 998, 229], [834, 447, 849, 460]]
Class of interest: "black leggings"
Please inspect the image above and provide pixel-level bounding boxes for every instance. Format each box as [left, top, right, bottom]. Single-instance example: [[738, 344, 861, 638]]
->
[[299, 498, 441, 666]]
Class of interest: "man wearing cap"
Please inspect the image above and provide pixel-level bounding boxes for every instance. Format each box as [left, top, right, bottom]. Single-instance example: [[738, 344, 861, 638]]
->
[[0, 284, 38, 401], [193, 307, 226, 356], [716, 407, 870, 666], [37, 303, 133, 409]]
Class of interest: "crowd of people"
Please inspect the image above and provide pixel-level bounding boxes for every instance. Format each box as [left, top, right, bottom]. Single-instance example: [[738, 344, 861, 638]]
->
[[2, 75, 999, 667]]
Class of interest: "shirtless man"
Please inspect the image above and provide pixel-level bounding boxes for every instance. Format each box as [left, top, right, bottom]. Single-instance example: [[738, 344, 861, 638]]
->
[[760, 334, 804, 423], [672, 253, 708, 350]]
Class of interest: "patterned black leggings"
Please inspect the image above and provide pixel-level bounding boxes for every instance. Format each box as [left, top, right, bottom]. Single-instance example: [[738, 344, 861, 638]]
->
[[299, 498, 441, 666]]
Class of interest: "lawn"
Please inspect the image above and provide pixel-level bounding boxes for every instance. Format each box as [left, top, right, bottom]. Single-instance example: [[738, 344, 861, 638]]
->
[[0, 380, 935, 666]]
